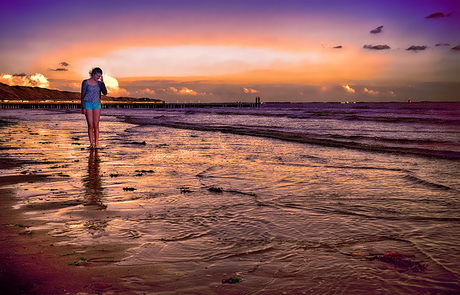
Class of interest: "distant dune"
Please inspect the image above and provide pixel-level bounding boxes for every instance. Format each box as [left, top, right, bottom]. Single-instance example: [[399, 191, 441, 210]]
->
[[0, 83, 163, 103]]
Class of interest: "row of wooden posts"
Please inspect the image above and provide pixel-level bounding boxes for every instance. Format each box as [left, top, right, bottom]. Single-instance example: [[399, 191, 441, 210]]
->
[[0, 100, 262, 110]]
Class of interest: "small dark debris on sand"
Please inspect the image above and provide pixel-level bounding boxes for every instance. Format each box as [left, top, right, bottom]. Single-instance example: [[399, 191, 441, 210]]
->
[[129, 141, 146, 145], [178, 186, 192, 193], [222, 276, 242, 284], [208, 186, 223, 193], [123, 187, 136, 191], [68, 257, 87, 266], [56, 172, 70, 177], [134, 169, 154, 176], [155, 143, 169, 148]]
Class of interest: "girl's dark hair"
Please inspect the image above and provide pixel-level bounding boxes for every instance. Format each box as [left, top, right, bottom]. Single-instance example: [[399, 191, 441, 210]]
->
[[89, 67, 103, 77]]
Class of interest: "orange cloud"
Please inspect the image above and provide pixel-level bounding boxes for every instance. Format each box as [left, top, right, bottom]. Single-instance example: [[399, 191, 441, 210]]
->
[[69, 82, 80, 89], [364, 87, 379, 95], [136, 88, 155, 96], [179, 88, 197, 95], [342, 84, 355, 93], [0, 73, 49, 88], [102, 75, 129, 96], [168, 87, 203, 95], [243, 87, 260, 93], [64, 74, 128, 96]]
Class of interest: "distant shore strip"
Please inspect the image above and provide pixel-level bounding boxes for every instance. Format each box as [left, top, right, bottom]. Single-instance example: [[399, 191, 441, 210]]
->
[[0, 101, 261, 109]]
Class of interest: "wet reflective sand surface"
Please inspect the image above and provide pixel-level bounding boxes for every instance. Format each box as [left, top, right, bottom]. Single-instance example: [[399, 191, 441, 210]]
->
[[1, 108, 460, 294]]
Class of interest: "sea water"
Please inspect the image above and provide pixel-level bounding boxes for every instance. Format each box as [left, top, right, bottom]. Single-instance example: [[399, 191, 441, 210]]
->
[[1, 102, 459, 294]]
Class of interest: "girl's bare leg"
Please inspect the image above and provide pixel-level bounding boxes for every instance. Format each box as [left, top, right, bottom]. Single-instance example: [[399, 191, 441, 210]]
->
[[93, 109, 101, 148], [85, 109, 95, 148]]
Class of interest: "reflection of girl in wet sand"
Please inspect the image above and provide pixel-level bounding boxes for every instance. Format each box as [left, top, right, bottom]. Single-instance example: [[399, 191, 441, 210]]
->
[[83, 148, 104, 208], [81, 67, 108, 149]]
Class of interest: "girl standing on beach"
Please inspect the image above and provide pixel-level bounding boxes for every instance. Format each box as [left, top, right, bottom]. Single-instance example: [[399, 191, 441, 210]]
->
[[81, 67, 108, 149]]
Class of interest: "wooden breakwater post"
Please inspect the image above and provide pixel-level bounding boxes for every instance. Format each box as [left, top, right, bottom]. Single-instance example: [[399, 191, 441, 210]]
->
[[255, 96, 261, 106], [0, 102, 80, 109]]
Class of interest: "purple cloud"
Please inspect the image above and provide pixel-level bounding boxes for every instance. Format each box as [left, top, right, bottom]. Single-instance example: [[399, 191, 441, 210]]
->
[[425, 12, 454, 19], [363, 44, 390, 50], [48, 61, 70, 71], [48, 68, 69, 71], [370, 26, 383, 34], [406, 45, 427, 51]]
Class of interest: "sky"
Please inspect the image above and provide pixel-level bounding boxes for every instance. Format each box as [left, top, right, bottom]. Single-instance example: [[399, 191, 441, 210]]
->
[[0, 0, 459, 103]]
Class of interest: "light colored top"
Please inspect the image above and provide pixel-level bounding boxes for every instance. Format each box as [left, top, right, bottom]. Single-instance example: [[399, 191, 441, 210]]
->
[[84, 84, 101, 103], [81, 79, 108, 105]]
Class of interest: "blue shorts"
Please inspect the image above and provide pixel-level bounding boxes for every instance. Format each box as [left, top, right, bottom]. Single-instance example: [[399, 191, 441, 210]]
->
[[84, 101, 101, 110]]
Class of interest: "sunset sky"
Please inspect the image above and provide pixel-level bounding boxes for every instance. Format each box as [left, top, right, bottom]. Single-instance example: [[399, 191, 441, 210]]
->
[[1, 0, 459, 102]]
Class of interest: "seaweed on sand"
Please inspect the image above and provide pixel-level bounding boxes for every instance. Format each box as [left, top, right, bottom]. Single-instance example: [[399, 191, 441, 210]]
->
[[345, 252, 427, 272]]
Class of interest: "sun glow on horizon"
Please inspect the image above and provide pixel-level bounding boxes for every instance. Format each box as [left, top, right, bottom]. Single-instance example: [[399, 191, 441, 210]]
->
[[74, 45, 322, 78]]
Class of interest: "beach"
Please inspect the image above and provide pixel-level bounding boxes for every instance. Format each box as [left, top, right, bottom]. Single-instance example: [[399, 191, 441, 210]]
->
[[0, 113, 237, 294], [1, 104, 460, 294]]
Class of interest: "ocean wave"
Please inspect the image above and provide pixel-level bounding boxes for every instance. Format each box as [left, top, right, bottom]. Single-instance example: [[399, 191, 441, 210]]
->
[[186, 103, 460, 126], [122, 115, 460, 160], [403, 174, 453, 190], [344, 115, 460, 126], [209, 111, 460, 126], [330, 134, 455, 147]]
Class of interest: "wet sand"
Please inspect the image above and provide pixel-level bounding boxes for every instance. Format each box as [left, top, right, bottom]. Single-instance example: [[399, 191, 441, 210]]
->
[[0, 163, 241, 295], [0, 117, 261, 295], [2, 109, 460, 294], [0, 160, 135, 294]]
